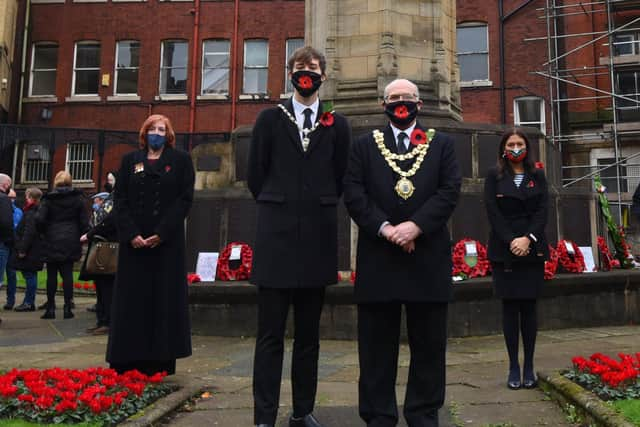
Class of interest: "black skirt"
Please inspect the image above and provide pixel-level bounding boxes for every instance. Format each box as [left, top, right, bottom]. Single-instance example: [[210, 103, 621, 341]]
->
[[491, 261, 545, 300]]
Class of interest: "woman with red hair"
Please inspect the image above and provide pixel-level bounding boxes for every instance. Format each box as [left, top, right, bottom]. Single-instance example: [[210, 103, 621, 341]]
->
[[107, 114, 195, 376]]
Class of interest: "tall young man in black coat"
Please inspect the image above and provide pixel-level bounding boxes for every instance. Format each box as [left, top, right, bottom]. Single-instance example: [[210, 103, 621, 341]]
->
[[344, 79, 461, 427], [248, 46, 351, 427]]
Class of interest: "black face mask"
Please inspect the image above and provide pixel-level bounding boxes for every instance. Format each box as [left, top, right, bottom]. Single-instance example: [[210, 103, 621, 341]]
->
[[104, 183, 113, 193], [291, 70, 323, 97], [384, 101, 419, 127]]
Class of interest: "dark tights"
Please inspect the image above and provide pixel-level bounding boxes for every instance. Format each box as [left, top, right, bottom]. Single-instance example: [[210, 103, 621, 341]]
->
[[502, 299, 537, 375]]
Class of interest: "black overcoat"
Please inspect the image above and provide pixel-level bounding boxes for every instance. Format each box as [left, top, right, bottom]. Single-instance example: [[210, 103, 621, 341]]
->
[[36, 188, 89, 263], [107, 146, 194, 365], [484, 167, 549, 263], [247, 98, 352, 288], [8, 206, 44, 272], [343, 123, 461, 303]]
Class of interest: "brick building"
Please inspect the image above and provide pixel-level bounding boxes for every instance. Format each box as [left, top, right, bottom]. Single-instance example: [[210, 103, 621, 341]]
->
[[4, 0, 304, 189], [0, 0, 18, 123]]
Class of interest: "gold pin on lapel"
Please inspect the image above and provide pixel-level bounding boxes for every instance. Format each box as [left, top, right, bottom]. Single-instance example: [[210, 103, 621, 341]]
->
[[134, 162, 144, 173]]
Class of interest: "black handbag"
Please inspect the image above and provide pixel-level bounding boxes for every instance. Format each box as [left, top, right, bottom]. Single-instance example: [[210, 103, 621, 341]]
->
[[85, 236, 119, 275]]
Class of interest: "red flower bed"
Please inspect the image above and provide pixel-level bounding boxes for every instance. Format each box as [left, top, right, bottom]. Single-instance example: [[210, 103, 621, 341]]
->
[[451, 238, 491, 279], [567, 353, 640, 400], [0, 367, 173, 424]]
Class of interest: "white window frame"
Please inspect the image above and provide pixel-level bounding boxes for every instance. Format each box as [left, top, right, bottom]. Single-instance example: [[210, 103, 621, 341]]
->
[[20, 142, 51, 184], [201, 39, 230, 96], [72, 41, 101, 96], [28, 43, 58, 97], [65, 142, 94, 182], [457, 23, 490, 86], [114, 40, 140, 95], [613, 32, 640, 56], [615, 70, 640, 111], [159, 40, 189, 95], [514, 96, 546, 134], [243, 39, 269, 95], [284, 38, 304, 95]]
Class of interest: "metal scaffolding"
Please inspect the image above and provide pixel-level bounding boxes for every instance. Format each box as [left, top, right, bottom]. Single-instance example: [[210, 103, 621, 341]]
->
[[530, 0, 640, 224]]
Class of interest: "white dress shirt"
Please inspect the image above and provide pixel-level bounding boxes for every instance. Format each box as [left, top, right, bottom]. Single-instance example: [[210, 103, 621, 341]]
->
[[292, 97, 320, 142]]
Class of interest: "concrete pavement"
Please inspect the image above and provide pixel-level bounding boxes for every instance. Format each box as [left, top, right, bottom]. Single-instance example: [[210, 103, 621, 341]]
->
[[0, 291, 638, 426]]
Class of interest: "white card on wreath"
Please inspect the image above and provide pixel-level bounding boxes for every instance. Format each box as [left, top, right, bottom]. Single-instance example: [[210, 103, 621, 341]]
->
[[564, 241, 575, 255], [579, 246, 596, 273], [230, 246, 242, 261], [196, 252, 219, 282], [465, 241, 478, 257]]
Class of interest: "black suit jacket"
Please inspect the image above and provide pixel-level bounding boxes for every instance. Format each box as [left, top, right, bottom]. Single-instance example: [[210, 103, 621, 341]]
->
[[247, 98, 352, 288], [344, 123, 461, 303], [483, 166, 549, 263]]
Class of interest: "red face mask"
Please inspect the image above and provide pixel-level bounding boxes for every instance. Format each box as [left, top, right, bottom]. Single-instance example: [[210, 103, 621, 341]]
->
[[504, 149, 527, 163]]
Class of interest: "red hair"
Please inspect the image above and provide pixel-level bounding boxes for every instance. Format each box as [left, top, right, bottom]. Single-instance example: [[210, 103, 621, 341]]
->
[[138, 114, 176, 150]]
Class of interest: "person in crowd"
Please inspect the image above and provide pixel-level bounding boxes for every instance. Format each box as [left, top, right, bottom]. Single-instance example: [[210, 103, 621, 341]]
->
[[484, 128, 549, 390], [4, 189, 22, 310], [9, 188, 44, 312], [80, 180, 117, 335], [344, 78, 461, 427], [37, 171, 89, 320], [90, 192, 109, 227], [247, 46, 351, 427], [107, 114, 194, 376], [0, 174, 14, 324]]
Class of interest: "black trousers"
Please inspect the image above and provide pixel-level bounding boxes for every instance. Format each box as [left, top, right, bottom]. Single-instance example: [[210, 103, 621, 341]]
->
[[46, 261, 74, 306], [253, 286, 325, 425], [94, 276, 114, 327], [358, 302, 448, 427]]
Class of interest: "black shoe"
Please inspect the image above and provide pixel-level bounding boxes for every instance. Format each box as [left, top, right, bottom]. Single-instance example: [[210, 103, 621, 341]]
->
[[507, 366, 521, 390], [37, 301, 50, 310], [3, 303, 13, 310], [69, 300, 75, 309], [523, 369, 537, 389], [87, 304, 97, 313], [63, 305, 74, 319], [14, 303, 35, 312], [289, 414, 323, 427], [41, 308, 55, 319]]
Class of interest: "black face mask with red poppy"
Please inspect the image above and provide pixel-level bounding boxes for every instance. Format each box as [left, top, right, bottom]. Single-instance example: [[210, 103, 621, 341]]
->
[[384, 101, 419, 127], [291, 70, 323, 97]]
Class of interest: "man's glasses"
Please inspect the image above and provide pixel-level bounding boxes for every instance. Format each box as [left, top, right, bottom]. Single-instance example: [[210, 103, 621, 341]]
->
[[385, 93, 418, 102]]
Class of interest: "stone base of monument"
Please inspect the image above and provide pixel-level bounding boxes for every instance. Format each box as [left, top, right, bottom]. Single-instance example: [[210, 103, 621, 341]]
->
[[188, 270, 640, 339]]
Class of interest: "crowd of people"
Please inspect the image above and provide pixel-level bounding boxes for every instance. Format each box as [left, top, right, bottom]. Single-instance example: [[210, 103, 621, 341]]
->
[[0, 44, 555, 427]]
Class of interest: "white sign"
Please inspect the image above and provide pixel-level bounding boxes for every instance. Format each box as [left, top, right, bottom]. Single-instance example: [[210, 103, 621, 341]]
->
[[196, 252, 219, 282], [465, 241, 478, 257], [564, 241, 575, 255], [230, 246, 242, 261], [579, 246, 596, 273]]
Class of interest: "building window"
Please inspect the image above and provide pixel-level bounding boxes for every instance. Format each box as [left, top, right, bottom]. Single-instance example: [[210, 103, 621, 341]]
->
[[615, 70, 640, 122], [160, 40, 188, 95], [456, 24, 489, 83], [29, 44, 58, 97], [613, 32, 639, 56], [597, 157, 628, 194], [66, 143, 94, 182], [243, 39, 268, 94], [202, 40, 230, 95], [73, 42, 101, 96], [115, 41, 140, 95], [514, 97, 545, 133], [284, 38, 304, 93], [20, 143, 51, 183]]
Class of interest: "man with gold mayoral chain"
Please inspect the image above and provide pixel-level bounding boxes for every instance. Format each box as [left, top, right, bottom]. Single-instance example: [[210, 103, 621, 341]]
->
[[344, 78, 461, 427]]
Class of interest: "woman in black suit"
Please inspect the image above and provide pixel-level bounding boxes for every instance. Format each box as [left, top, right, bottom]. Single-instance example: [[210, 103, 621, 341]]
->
[[484, 128, 549, 390]]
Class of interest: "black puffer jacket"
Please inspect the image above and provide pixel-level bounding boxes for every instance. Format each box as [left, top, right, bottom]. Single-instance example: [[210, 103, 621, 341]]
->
[[8, 204, 44, 271], [37, 187, 90, 263]]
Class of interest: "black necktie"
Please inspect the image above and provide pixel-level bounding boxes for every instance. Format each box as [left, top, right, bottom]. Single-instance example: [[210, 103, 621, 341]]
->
[[397, 132, 408, 154], [303, 108, 313, 130]]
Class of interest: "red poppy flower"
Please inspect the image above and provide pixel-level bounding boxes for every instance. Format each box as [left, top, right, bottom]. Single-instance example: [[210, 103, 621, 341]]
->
[[535, 161, 544, 169], [298, 75, 313, 89], [410, 129, 427, 146], [528, 180, 535, 188], [319, 112, 334, 127], [394, 105, 409, 119], [165, 165, 171, 172]]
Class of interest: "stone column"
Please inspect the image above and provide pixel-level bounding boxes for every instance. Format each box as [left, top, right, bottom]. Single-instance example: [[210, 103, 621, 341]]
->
[[306, 0, 461, 129]]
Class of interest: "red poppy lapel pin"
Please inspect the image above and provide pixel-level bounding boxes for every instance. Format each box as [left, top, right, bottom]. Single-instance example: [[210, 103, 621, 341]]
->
[[165, 165, 171, 173], [410, 129, 427, 146], [319, 112, 335, 127], [528, 180, 535, 188], [535, 161, 544, 169]]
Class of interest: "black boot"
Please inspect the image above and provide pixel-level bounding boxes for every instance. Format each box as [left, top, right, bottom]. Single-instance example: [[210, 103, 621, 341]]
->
[[63, 304, 74, 319], [40, 303, 55, 319]]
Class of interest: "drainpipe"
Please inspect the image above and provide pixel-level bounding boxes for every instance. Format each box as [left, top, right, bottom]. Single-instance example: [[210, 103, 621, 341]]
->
[[17, 0, 31, 124], [230, 0, 239, 130], [188, 0, 201, 150], [499, 0, 506, 124]]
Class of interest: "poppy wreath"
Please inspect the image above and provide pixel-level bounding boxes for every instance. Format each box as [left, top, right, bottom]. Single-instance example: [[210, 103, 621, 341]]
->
[[451, 238, 491, 279], [556, 240, 586, 273], [216, 242, 253, 281], [544, 244, 559, 280], [187, 273, 201, 284], [597, 236, 620, 271]]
